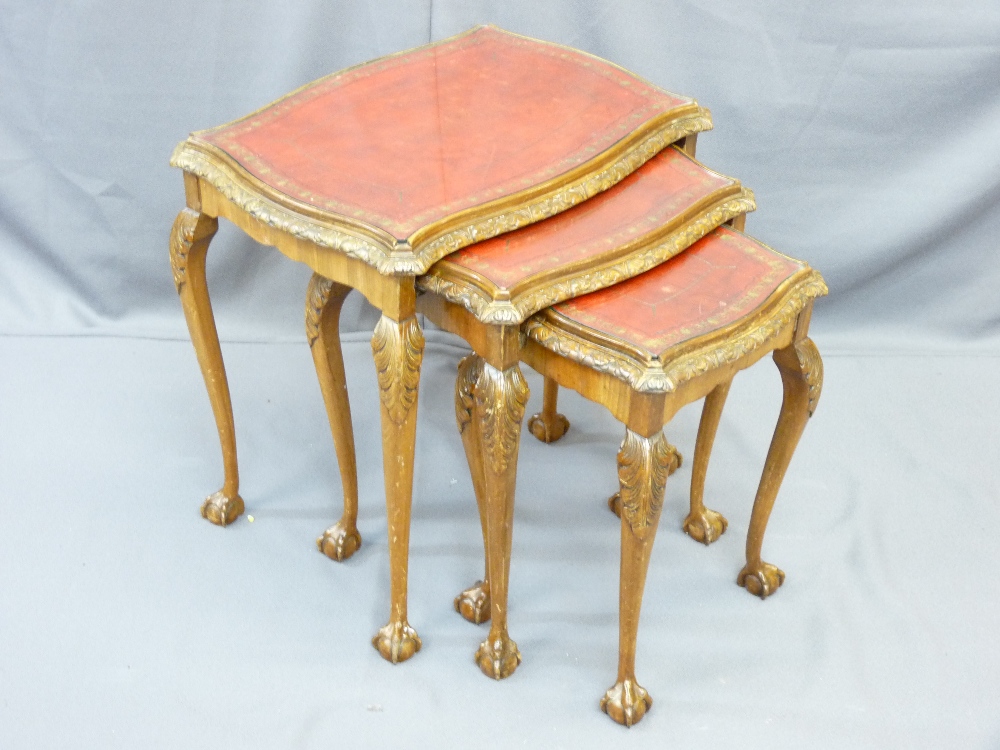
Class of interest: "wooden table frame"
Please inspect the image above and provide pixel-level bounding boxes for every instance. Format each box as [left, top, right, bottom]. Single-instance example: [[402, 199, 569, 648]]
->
[[484, 242, 826, 725], [171, 132, 715, 666], [170, 25, 716, 666], [302, 136, 759, 677], [170, 173, 428, 661]]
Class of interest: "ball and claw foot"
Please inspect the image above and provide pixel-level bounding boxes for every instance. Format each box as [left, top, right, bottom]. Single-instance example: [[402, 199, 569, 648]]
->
[[737, 561, 786, 599], [682, 508, 728, 545], [601, 679, 652, 727], [475, 634, 522, 680], [200, 490, 245, 526], [372, 620, 422, 664], [316, 521, 362, 562], [527, 411, 570, 443], [454, 580, 491, 625]]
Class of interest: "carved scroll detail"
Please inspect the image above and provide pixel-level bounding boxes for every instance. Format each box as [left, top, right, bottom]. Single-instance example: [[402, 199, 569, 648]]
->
[[371, 316, 425, 425], [169, 209, 198, 293], [455, 354, 484, 435], [169, 208, 218, 294], [617, 430, 671, 533], [474, 364, 529, 474], [305, 274, 335, 347], [794, 337, 823, 417]]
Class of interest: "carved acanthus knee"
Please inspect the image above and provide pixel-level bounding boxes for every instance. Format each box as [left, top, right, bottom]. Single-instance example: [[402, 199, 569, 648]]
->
[[617, 429, 671, 535], [371, 315, 425, 425], [455, 354, 485, 433], [474, 363, 529, 474], [169, 208, 217, 294], [775, 337, 823, 416], [306, 273, 353, 348]]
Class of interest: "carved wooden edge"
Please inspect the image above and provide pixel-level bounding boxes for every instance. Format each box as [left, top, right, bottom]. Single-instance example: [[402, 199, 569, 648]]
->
[[171, 147, 393, 266], [169, 208, 218, 294], [170, 111, 711, 277], [304, 274, 335, 347], [417, 190, 756, 325], [474, 363, 530, 475], [415, 113, 713, 269], [524, 271, 829, 394], [455, 354, 484, 434], [371, 316, 425, 425], [304, 273, 352, 347], [617, 429, 670, 533]]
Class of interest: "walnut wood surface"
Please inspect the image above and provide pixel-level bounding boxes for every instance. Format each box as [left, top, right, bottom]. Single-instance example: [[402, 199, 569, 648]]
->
[[169, 208, 244, 526], [307, 274, 362, 562], [171, 29, 717, 671], [370, 315, 425, 663], [452, 235, 825, 726]]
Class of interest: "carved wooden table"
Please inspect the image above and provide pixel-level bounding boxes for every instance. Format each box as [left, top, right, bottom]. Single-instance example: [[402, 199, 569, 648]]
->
[[411, 144, 753, 677], [467, 226, 827, 724], [169, 25, 712, 664]]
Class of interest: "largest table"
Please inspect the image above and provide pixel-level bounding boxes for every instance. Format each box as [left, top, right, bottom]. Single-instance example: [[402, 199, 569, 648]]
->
[[168, 25, 712, 662]]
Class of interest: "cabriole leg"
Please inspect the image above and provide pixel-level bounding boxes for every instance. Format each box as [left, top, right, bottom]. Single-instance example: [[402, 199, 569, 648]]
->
[[473, 362, 529, 679], [738, 338, 823, 599], [601, 429, 671, 727], [453, 354, 491, 624], [170, 208, 244, 526], [683, 379, 732, 545], [370, 314, 425, 662], [307, 274, 361, 562], [527, 376, 569, 443]]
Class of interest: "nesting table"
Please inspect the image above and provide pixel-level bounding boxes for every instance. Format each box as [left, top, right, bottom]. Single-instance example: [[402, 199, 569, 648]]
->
[[170, 24, 827, 729], [169, 26, 713, 664]]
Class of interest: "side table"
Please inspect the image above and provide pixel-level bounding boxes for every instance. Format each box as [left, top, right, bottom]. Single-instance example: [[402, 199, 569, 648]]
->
[[169, 25, 711, 662]]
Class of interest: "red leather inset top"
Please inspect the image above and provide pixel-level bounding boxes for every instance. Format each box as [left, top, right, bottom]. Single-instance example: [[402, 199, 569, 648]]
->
[[439, 147, 734, 289], [198, 27, 690, 238], [551, 227, 805, 356]]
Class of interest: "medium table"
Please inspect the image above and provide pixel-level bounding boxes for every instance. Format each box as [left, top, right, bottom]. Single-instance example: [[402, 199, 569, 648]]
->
[[169, 25, 711, 662]]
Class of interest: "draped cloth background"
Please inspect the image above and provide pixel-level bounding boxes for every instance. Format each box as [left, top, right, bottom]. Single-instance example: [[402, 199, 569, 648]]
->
[[1, 2, 998, 747]]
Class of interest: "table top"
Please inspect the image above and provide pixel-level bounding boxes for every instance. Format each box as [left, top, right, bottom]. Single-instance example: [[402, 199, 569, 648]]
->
[[525, 226, 828, 392], [171, 26, 712, 275], [418, 146, 754, 324]]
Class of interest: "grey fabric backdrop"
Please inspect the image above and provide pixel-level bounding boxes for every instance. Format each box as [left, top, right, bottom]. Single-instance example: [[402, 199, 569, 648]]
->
[[3, 0, 999, 346], [1, 1, 999, 748]]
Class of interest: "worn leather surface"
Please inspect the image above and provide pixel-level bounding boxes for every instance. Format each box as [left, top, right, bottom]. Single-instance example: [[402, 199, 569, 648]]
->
[[435, 147, 735, 290], [552, 226, 804, 356], [201, 26, 691, 238]]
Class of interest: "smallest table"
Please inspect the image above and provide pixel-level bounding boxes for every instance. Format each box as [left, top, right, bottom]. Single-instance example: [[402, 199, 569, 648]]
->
[[460, 225, 827, 725]]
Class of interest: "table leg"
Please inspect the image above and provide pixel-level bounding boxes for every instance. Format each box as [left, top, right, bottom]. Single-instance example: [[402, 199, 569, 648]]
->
[[306, 274, 361, 562], [370, 313, 424, 663], [473, 362, 529, 679], [600, 428, 670, 727], [683, 379, 732, 545], [453, 354, 492, 625], [738, 338, 823, 599], [170, 208, 244, 526], [527, 376, 570, 443]]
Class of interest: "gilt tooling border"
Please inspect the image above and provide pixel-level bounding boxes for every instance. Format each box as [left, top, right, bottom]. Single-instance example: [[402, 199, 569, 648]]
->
[[417, 189, 756, 325], [523, 270, 829, 393], [171, 111, 711, 277]]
